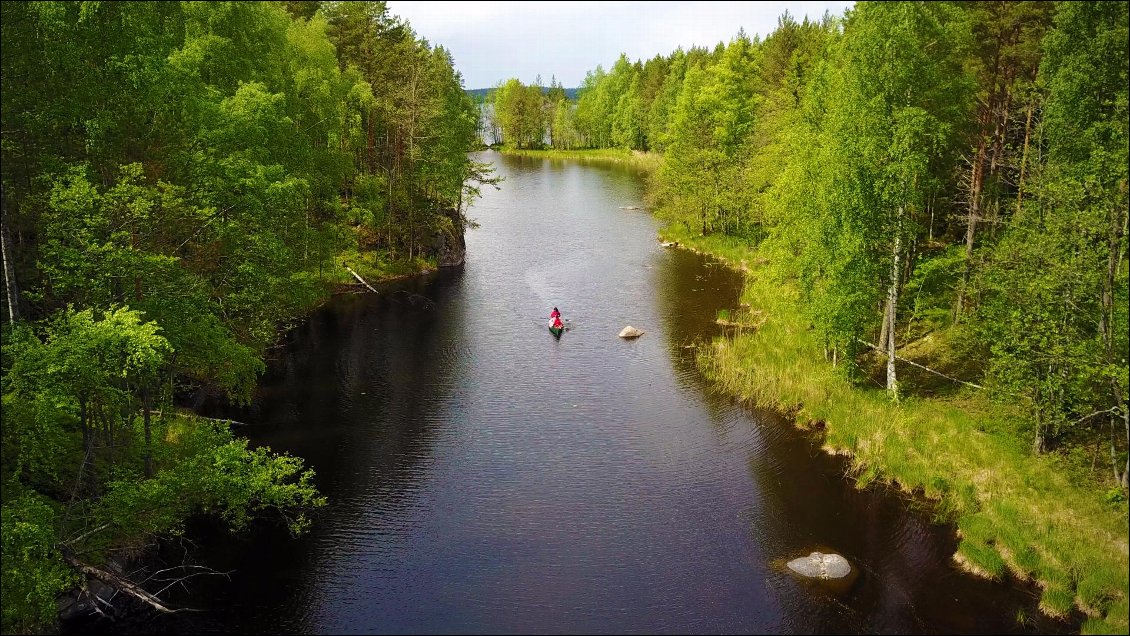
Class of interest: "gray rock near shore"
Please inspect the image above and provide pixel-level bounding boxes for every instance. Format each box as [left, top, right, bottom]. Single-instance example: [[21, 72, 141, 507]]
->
[[786, 551, 853, 579], [618, 325, 644, 338]]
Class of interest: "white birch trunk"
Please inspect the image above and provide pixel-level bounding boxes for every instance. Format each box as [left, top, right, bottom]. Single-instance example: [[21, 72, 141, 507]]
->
[[886, 210, 902, 398], [1, 186, 21, 324]]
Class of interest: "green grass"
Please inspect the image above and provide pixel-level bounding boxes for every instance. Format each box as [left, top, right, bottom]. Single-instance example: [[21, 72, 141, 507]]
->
[[662, 226, 1130, 635]]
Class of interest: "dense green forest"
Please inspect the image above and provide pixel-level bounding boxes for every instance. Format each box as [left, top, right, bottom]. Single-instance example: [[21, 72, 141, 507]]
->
[[0, 1, 487, 632], [489, 2, 1129, 632]]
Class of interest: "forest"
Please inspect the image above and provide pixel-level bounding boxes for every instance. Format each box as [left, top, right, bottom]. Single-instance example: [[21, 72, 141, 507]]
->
[[487, 2, 1128, 632], [0, 1, 485, 632], [490, 1, 1127, 487]]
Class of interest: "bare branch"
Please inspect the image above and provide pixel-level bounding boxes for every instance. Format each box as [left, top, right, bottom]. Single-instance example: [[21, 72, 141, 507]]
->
[[1072, 406, 1123, 427], [62, 523, 112, 547], [60, 548, 179, 614]]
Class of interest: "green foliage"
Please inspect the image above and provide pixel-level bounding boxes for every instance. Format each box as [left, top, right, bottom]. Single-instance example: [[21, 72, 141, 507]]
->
[[94, 418, 326, 544], [1, 491, 77, 634], [973, 0, 1128, 451], [492, 78, 547, 149], [903, 245, 966, 335], [640, 1, 1127, 630]]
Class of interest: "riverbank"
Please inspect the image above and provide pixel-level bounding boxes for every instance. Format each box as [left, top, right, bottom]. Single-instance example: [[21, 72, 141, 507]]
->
[[43, 246, 441, 634], [281, 247, 440, 324], [496, 146, 661, 174], [657, 224, 1129, 635]]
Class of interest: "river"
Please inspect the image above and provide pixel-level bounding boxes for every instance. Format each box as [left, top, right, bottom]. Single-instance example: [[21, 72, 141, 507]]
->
[[76, 152, 1070, 634]]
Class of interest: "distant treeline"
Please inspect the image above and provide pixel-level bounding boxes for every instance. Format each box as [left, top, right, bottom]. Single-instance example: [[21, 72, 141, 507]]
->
[[466, 85, 578, 104], [0, 1, 488, 632]]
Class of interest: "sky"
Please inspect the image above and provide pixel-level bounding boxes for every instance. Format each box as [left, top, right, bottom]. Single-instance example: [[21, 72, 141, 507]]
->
[[385, 1, 855, 90]]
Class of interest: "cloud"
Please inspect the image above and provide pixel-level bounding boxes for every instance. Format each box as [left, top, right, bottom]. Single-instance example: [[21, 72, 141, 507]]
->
[[386, 1, 854, 88]]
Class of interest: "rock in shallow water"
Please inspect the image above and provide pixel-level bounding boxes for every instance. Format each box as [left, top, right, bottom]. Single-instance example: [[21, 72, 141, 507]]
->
[[618, 325, 644, 338], [786, 551, 853, 579]]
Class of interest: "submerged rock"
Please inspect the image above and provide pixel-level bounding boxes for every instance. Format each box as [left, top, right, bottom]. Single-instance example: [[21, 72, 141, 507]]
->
[[618, 325, 644, 338]]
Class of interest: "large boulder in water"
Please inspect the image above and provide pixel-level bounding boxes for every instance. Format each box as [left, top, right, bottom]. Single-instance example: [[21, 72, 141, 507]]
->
[[784, 551, 859, 595], [619, 325, 644, 338], [786, 551, 852, 579]]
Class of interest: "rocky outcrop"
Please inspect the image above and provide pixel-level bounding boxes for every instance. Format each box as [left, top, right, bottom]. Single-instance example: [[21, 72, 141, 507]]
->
[[618, 326, 644, 338], [433, 206, 466, 267]]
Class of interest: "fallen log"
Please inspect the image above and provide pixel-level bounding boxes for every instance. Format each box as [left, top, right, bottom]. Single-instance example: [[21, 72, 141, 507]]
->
[[59, 547, 177, 614], [855, 339, 984, 390], [343, 263, 378, 292], [193, 415, 251, 427]]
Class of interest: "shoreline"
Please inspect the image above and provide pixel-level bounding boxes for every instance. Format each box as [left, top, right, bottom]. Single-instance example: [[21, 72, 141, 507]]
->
[[656, 225, 1125, 635]]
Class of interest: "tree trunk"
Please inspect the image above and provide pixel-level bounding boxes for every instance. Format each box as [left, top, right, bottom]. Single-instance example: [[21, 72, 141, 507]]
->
[[59, 547, 177, 614], [1, 185, 21, 323], [143, 388, 153, 478], [955, 139, 987, 322], [366, 109, 376, 173], [80, 397, 91, 481], [878, 298, 892, 355], [1102, 199, 1128, 488], [1016, 99, 1035, 215], [1121, 406, 1129, 490], [886, 213, 902, 399], [131, 227, 143, 302]]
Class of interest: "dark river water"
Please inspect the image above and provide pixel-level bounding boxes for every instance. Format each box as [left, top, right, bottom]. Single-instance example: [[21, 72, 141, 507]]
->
[[80, 153, 1072, 634]]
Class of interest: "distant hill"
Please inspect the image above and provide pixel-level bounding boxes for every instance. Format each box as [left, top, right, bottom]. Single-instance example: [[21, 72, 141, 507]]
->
[[466, 87, 579, 103]]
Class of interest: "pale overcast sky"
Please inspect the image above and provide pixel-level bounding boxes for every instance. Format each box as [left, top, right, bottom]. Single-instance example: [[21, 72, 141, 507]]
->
[[385, 1, 856, 89]]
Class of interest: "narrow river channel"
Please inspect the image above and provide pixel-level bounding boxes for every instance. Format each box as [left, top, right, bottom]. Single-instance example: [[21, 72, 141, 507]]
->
[[85, 152, 1070, 634]]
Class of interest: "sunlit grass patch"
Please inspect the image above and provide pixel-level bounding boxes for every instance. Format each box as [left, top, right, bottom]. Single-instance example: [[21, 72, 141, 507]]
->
[[955, 538, 1008, 580], [1011, 543, 1043, 578], [1077, 563, 1116, 617], [1084, 598, 1129, 635], [1040, 572, 1077, 619]]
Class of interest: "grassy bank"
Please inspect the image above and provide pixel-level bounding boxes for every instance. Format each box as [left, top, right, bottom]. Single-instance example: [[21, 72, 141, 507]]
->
[[326, 248, 437, 290], [658, 223, 1129, 635], [495, 146, 662, 174]]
